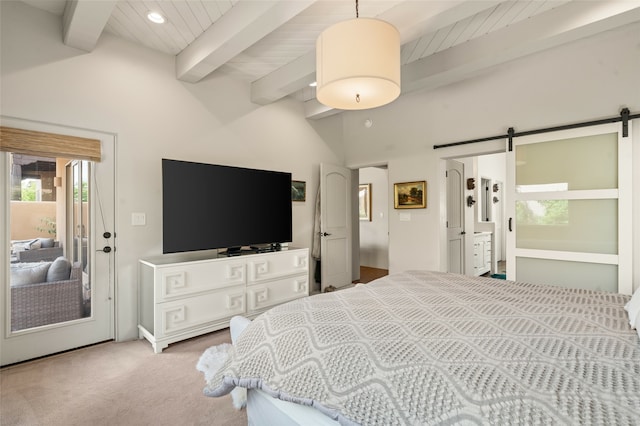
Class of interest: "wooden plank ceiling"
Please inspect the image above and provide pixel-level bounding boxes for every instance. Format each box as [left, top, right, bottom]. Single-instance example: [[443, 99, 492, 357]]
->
[[19, 0, 640, 118]]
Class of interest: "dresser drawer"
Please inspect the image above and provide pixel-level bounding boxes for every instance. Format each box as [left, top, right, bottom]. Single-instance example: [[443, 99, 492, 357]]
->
[[156, 287, 245, 337], [247, 274, 308, 312], [247, 249, 308, 283], [156, 260, 245, 302]]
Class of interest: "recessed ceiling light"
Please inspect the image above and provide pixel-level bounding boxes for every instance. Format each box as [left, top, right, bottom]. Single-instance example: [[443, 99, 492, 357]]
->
[[309, 82, 317, 87], [147, 11, 166, 24]]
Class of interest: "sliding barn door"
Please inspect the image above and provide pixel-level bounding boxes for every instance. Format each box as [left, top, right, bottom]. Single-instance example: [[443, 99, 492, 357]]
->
[[506, 122, 632, 295]]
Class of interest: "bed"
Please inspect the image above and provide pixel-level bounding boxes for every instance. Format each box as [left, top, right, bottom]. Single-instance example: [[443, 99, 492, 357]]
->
[[201, 270, 640, 425]]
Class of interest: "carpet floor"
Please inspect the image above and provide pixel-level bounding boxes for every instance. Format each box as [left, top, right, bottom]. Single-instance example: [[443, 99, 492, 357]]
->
[[0, 328, 247, 426]]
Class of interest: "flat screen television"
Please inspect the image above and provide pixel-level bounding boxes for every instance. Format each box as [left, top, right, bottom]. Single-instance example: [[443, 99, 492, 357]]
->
[[162, 159, 292, 254]]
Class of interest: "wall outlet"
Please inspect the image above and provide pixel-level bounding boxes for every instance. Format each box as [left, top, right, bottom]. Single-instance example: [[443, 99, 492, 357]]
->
[[132, 212, 146, 226]]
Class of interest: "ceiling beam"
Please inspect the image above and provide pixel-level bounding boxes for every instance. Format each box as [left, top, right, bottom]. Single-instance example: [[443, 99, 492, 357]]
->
[[176, 0, 316, 83], [303, 98, 340, 120], [400, 1, 640, 95], [383, 0, 502, 45], [62, 0, 116, 52], [251, 0, 501, 107]]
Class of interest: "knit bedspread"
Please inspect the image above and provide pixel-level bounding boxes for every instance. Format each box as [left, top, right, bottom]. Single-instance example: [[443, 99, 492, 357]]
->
[[203, 271, 640, 425]]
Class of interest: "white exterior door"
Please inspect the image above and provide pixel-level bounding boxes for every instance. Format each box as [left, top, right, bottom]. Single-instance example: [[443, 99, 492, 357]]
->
[[1, 118, 115, 365], [506, 122, 632, 295], [320, 163, 352, 291], [446, 160, 465, 274]]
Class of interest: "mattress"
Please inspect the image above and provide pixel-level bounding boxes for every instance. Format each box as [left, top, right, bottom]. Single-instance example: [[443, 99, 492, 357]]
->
[[203, 270, 640, 425]]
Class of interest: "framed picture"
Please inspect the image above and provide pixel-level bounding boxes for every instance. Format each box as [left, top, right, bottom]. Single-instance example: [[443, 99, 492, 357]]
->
[[394, 181, 426, 209], [359, 183, 371, 221], [291, 180, 306, 202]]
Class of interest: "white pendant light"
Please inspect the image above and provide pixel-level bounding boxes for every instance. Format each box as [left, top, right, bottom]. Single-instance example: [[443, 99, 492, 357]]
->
[[316, 0, 401, 110]]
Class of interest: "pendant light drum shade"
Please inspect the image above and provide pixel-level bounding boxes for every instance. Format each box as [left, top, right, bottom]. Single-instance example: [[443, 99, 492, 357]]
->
[[316, 18, 401, 110]]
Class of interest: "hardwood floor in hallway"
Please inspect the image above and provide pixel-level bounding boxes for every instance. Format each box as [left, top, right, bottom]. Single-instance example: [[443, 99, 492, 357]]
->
[[355, 266, 388, 284]]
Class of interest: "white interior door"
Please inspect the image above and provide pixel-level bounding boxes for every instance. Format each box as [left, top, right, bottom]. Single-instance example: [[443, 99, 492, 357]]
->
[[506, 122, 632, 294], [320, 163, 352, 291], [446, 160, 465, 274], [1, 118, 115, 365]]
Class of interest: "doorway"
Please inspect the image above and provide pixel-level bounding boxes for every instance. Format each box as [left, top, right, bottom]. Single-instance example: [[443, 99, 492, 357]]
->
[[357, 166, 389, 283], [1, 119, 116, 366], [444, 152, 507, 277]]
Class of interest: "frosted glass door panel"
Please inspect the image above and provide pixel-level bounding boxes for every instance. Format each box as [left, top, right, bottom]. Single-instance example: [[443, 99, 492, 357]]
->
[[516, 133, 617, 192], [516, 258, 617, 293], [516, 199, 617, 253]]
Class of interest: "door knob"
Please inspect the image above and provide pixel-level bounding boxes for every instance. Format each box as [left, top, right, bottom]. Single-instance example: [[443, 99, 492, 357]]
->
[[460, 231, 466, 235], [322, 232, 331, 236]]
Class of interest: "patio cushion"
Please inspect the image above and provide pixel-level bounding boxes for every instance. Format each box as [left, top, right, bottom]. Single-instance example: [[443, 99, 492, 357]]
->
[[46, 256, 72, 282], [11, 262, 51, 286]]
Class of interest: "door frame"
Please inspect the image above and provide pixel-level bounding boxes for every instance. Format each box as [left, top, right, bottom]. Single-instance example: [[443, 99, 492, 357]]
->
[[0, 116, 117, 365], [438, 141, 506, 274], [357, 165, 390, 275]]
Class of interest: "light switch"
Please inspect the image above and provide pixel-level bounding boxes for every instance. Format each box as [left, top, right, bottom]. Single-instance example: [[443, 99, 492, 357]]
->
[[132, 212, 146, 226]]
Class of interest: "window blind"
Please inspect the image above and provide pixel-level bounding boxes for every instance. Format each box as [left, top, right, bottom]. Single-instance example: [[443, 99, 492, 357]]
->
[[0, 126, 101, 162]]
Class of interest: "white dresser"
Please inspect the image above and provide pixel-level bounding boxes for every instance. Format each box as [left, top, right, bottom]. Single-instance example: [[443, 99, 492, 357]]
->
[[473, 232, 492, 276], [138, 248, 309, 353]]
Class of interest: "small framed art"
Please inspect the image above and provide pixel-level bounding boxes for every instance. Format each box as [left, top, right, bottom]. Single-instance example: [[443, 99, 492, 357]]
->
[[359, 183, 371, 221], [291, 180, 306, 202], [394, 181, 426, 209]]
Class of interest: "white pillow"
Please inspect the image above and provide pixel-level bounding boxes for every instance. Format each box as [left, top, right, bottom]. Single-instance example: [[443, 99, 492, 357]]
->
[[624, 287, 640, 329], [28, 239, 42, 250]]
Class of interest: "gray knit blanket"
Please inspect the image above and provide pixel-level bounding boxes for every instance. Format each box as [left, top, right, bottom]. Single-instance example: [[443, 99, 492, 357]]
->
[[203, 271, 640, 425]]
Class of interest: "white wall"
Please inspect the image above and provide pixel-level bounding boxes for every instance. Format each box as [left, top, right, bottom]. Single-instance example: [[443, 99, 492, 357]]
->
[[359, 167, 389, 269], [2, 3, 639, 350], [0, 2, 344, 341], [343, 21, 640, 291]]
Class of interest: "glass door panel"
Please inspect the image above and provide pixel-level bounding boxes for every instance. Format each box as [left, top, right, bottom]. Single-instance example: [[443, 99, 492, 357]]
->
[[67, 160, 91, 317], [516, 258, 617, 293], [515, 199, 617, 254], [515, 133, 617, 191], [8, 153, 83, 332]]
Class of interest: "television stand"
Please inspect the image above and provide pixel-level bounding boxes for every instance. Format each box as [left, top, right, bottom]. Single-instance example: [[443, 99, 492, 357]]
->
[[138, 248, 309, 353]]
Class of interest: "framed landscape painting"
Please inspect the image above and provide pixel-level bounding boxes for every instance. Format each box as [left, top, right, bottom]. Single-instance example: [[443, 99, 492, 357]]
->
[[394, 181, 426, 209], [291, 180, 306, 202]]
